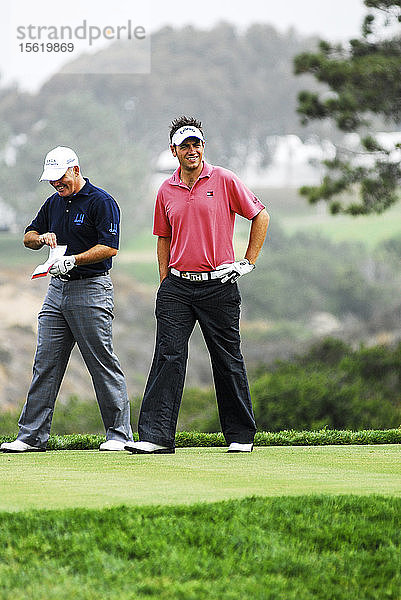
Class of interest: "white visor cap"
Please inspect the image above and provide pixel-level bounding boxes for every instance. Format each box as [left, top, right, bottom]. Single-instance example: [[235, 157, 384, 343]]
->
[[171, 126, 204, 146]]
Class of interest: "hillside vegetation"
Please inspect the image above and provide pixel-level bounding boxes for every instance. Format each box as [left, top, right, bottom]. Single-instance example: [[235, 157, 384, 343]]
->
[[2, 338, 401, 434]]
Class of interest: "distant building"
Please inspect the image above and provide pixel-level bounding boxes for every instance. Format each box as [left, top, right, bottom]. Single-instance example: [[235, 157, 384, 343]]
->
[[152, 135, 336, 189], [342, 131, 401, 168], [152, 131, 401, 190], [241, 135, 336, 188]]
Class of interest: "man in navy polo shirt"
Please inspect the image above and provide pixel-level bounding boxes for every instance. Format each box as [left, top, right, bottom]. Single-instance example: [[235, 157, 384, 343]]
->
[[1, 146, 133, 453]]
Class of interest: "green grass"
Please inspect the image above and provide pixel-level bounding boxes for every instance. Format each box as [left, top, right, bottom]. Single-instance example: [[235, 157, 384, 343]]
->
[[0, 233, 40, 267], [0, 495, 400, 599], [1, 445, 400, 512], [3, 429, 401, 449], [115, 260, 159, 286], [1, 428, 400, 598], [120, 229, 156, 253], [279, 201, 401, 248], [255, 186, 401, 249]]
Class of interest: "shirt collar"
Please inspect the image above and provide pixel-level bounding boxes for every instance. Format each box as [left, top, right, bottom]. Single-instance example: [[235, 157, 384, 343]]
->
[[75, 177, 91, 196], [57, 177, 91, 200], [169, 161, 213, 186]]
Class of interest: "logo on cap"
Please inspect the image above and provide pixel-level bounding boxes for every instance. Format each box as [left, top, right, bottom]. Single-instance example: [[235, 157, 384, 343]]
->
[[179, 126, 196, 135]]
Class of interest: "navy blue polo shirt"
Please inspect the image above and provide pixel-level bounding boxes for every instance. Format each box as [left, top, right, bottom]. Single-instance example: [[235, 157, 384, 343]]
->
[[25, 178, 121, 276]]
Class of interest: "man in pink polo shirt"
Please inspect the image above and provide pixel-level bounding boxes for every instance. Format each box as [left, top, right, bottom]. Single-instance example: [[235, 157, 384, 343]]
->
[[126, 116, 269, 454]]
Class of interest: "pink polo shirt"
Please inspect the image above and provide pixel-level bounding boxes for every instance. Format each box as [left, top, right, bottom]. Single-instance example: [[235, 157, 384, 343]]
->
[[153, 161, 265, 272]]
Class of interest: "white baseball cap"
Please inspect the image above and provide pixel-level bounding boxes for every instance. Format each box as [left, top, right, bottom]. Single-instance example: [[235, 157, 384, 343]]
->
[[171, 126, 204, 146], [40, 146, 79, 181]]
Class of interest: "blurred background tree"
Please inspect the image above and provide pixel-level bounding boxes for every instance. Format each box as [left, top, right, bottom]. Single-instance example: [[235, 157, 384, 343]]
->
[[294, 0, 401, 215]]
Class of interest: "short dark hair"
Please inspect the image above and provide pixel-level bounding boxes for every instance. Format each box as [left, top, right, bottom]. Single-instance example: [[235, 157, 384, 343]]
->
[[169, 116, 203, 144]]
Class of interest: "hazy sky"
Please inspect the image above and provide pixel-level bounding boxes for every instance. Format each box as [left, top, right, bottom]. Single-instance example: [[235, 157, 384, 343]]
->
[[1, 0, 367, 91], [151, 0, 366, 38]]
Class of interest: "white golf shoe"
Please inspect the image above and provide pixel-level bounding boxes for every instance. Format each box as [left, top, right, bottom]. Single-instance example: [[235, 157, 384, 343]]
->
[[0, 440, 45, 453], [227, 442, 254, 453], [125, 441, 175, 454], [99, 440, 127, 451]]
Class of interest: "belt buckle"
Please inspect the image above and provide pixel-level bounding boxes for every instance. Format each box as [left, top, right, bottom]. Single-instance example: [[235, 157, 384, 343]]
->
[[181, 272, 203, 282], [181, 271, 205, 282]]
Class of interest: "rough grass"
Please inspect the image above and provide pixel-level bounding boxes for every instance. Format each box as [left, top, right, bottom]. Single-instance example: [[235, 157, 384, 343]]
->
[[2, 429, 401, 449], [0, 496, 400, 600]]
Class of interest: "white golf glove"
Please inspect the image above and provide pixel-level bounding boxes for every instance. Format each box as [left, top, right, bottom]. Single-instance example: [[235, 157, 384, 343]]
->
[[216, 259, 255, 283], [49, 256, 76, 276]]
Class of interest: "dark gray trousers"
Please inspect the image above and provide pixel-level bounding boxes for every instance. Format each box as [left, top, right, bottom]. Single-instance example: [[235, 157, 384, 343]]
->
[[17, 275, 132, 448]]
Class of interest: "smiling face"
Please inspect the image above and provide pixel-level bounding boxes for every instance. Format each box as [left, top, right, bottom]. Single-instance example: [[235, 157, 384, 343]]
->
[[50, 166, 82, 197], [171, 136, 205, 175]]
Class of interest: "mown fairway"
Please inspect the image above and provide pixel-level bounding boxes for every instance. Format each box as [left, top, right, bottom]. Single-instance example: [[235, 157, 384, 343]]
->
[[1, 445, 400, 511]]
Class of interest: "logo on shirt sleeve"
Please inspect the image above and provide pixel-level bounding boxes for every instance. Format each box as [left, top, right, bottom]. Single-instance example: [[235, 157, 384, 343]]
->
[[206, 191, 214, 196], [109, 223, 118, 235]]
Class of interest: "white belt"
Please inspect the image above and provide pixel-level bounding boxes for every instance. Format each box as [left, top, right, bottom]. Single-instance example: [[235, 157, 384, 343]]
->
[[170, 268, 223, 282]]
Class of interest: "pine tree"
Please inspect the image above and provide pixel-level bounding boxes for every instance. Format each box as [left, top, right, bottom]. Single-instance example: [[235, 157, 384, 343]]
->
[[294, 1, 401, 215]]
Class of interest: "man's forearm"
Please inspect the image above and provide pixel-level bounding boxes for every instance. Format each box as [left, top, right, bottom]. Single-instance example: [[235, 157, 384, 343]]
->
[[24, 228, 116, 264], [24, 230, 54, 249], [157, 236, 171, 282], [244, 209, 270, 264], [74, 244, 117, 266]]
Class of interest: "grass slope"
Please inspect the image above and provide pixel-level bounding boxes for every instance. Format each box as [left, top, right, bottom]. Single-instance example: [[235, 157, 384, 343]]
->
[[0, 496, 400, 600], [255, 187, 401, 248], [281, 206, 401, 248], [1, 446, 400, 512]]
